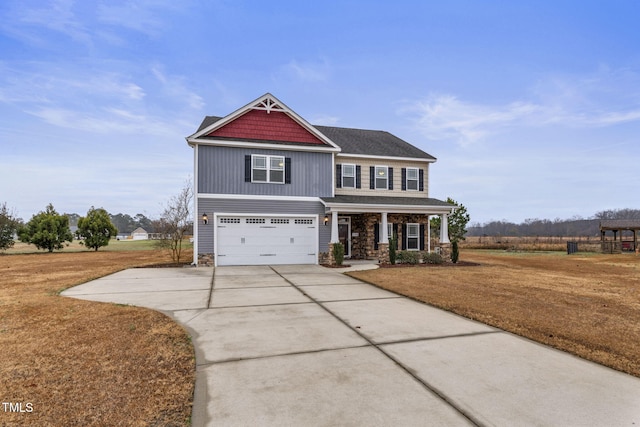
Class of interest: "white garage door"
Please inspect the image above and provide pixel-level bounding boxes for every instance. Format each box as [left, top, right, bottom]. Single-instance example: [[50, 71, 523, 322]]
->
[[216, 216, 317, 266]]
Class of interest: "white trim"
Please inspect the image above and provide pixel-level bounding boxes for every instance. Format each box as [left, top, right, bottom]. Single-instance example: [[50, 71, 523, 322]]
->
[[193, 145, 199, 265], [374, 165, 389, 190], [406, 167, 419, 191], [213, 212, 319, 267], [187, 137, 340, 153], [341, 163, 356, 188], [197, 193, 321, 202], [251, 154, 285, 184], [323, 202, 454, 215], [406, 223, 420, 251], [337, 152, 435, 163], [338, 216, 352, 258]]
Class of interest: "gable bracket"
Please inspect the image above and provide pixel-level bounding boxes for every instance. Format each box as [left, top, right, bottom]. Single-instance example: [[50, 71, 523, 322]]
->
[[253, 98, 284, 114]]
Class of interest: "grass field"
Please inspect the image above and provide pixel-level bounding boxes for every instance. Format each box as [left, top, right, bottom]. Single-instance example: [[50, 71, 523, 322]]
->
[[0, 244, 195, 426], [3, 243, 639, 424], [349, 250, 640, 378], [5, 238, 188, 254]]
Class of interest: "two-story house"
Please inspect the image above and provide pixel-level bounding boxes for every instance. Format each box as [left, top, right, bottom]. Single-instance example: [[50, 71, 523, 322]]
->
[[186, 93, 454, 266]]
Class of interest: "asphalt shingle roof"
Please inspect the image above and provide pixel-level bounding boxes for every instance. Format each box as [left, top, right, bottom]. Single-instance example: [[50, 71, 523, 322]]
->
[[195, 116, 436, 160]]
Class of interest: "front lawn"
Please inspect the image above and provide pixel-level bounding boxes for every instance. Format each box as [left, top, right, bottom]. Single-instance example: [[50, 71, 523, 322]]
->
[[348, 250, 640, 378], [0, 249, 195, 426]]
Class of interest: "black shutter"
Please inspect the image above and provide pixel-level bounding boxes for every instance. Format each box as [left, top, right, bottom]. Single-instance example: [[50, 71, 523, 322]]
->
[[419, 169, 424, 191], [388, 167, 393, 190], [355, 165, 361, 188], [393, 224, 399, 249], [401, 224, 407, 250], [374, 223, 379, 250], [336, 164, 342, 188], [419, 224, 425, 250], [244, 155, 251, 182], [369, 166, 375, 189], [401, 168, 407, 191], [284, 157, 292, 184]]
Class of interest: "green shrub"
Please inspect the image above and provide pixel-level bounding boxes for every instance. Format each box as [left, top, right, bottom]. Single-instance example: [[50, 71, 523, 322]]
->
[[451, 241, 459, 263], [423, 252, 444, 264], [396, 250, 420, 265], [388, 233, 398, 265], [332, 242, 345, 266]]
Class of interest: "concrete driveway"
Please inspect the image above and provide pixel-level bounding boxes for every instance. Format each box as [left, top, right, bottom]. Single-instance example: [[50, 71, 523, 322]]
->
[[63, 265, 640, 426]]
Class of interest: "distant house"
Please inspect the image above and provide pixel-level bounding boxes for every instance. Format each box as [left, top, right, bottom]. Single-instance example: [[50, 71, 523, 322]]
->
[[131, 227, 149, 240]]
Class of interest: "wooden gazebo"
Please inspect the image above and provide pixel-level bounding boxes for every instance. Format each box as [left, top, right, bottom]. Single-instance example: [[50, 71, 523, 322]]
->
[[600, 220, 640, 253]]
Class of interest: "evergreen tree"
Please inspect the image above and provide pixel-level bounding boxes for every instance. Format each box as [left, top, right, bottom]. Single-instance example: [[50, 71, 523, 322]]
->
[[19, 204, 73, 252], [0, 202, 20, 252], [77, 207, 118, 251], [430, 198, 471, 243]]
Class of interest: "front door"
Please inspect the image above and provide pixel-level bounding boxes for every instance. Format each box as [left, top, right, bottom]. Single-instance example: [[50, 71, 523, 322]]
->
[[338, 217, 351, 257]]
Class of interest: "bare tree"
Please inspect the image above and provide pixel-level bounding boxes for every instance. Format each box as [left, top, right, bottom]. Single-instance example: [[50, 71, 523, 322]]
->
[[156, 180, 193, 263]]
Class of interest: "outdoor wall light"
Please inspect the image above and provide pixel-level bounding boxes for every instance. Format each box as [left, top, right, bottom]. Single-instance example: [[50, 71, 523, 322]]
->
[[202, 213, 208, 225], [324, 215, 329, 226]]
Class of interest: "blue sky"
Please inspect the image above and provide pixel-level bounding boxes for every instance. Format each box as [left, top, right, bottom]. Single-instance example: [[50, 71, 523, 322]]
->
[[2, 1, 639, 224]]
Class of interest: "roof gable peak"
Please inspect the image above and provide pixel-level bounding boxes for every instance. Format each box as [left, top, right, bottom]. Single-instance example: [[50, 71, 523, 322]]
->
[[187, 93, 340, 151]]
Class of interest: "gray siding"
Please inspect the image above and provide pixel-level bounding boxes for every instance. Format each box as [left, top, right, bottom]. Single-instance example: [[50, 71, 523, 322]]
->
[[197, 145, 333, 197], [198, 198, 331, 255]]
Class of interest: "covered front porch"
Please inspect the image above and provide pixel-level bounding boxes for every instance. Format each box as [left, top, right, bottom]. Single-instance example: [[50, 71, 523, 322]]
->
[[320, 195, 455, 264]]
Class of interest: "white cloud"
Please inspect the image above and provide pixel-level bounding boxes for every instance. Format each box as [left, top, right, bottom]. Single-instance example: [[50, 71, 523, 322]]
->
[[151, 65, 204, 110], [279, 58, 332, 82], [97, 0, 182, 37], [309, 115, 340, 126], [402, 67, 640, 146], [1, 0, 93, 47]]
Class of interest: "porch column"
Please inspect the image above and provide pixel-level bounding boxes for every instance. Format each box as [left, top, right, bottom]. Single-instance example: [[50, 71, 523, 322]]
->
[[378, 212, 390, 264], [427, 215, 431, 253], [380, 212, 388, 243], [330, 211, 339, 243], [440, 213, 450, 244]]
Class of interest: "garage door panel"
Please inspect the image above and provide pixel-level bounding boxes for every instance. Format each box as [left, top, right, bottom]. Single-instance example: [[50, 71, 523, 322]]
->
[[216, 216, 317, 266]]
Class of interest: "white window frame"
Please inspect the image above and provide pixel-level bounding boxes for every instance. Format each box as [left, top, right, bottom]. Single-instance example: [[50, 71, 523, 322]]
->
[[387, 223, 394, 240], [406, 167, 419, 191], [375, 166, 388, 190], [406, 223, 420, 251], [342, 163, 356, 188], [252, 154, 285, 184]]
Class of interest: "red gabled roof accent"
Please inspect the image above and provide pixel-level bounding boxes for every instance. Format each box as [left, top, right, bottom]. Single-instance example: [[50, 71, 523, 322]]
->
[[206, 109, 326, 145]]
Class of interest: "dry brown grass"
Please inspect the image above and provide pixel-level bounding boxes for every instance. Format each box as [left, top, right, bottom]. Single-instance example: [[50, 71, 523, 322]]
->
[[349, 250, 640, 378], [0, 249, 195, 426]]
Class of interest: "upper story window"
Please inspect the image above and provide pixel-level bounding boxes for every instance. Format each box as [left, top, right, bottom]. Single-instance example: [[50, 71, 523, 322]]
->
[[406, 168, 418, 191], [252, 155, 284, 184], [375, 166, 388, 189], [369, 166, 393, 190], [342, 164, 356, 188]]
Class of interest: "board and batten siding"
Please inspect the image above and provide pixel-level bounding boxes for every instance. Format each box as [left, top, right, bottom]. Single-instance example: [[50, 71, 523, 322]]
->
[[197, 198, 330, 255], [197, 145, 333, 197]]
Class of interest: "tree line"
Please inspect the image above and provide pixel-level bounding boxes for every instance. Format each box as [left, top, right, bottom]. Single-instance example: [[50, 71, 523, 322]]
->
[[0, 181, 194, 262], [468, 208, 640, 237]]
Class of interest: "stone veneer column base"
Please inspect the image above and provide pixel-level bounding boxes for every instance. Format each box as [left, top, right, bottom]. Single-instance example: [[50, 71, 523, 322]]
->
[[377, 242, 390, 264], [326, 243, 336, 265], [198, 253, 214, 266], [438, 243, 451, 261]]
